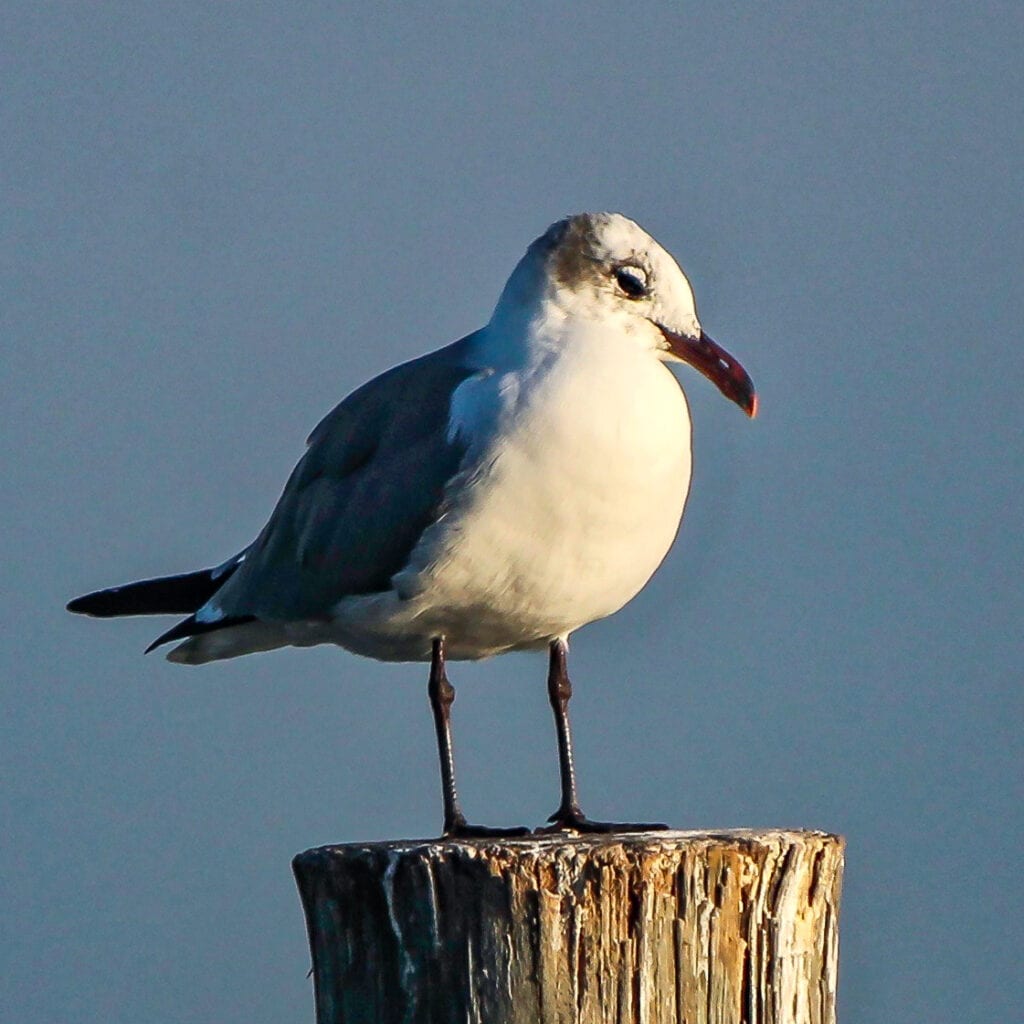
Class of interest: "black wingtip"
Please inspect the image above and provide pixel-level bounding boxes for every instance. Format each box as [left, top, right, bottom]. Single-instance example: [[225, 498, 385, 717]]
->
[[144, 613, 258, 655], [144, 615, 201, 654], [66, 562, 244, 619], [67, 590, 124, 617]]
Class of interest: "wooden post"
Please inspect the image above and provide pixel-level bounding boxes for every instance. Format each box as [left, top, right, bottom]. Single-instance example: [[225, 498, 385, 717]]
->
[[293, 829, 843, 1024]]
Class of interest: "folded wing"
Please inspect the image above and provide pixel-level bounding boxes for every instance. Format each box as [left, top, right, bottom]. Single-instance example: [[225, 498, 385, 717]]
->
[[152, 337, 479, 655]]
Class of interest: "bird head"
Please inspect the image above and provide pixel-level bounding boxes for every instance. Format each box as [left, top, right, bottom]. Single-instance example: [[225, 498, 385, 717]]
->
[[494, 212, 757, 417]]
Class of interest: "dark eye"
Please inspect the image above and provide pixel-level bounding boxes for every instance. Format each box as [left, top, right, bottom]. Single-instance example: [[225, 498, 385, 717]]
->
[[614, 267, 648, 299]]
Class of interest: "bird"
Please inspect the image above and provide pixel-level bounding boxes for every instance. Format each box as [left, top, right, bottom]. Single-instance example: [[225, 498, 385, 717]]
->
[[68, 212, 756, 838]]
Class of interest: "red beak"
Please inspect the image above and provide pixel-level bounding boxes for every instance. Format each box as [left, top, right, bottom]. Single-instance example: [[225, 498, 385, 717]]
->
[[658, 325, 758, 418]]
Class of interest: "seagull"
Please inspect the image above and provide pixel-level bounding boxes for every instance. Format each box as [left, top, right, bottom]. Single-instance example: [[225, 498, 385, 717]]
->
[[68, 212, 756, 838]]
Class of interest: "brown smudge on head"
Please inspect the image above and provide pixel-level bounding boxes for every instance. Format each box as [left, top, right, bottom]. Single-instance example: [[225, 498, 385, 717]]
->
[[540, 214, 607, 291]]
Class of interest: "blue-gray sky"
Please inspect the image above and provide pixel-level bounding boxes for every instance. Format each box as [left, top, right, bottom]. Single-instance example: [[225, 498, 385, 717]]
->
[[3, 5, 1021, 1022]]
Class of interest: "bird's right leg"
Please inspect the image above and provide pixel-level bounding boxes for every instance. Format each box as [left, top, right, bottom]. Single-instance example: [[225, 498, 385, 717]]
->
[[539, 638, 668, 833], [428, 637, 529, 840]]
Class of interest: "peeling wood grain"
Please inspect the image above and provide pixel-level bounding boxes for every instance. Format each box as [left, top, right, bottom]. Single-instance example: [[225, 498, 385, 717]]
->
[[294, 829, 843, 1024]]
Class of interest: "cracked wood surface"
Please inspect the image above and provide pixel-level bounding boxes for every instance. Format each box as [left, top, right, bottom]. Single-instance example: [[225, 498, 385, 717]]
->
[[293, 829, 843, 1024]]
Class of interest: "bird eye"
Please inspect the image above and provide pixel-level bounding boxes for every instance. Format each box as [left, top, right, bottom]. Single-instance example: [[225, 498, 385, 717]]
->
[[614, 266, 648, 299]]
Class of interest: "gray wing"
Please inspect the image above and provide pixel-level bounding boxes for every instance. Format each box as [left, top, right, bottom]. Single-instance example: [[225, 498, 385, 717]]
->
[[209, 335, 478, 622]]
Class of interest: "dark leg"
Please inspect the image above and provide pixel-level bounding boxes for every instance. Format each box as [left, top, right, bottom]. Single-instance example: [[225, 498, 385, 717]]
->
[[545, 638, 583, 823], [540, 638, 669, 834], [428, 637, 528, 840]]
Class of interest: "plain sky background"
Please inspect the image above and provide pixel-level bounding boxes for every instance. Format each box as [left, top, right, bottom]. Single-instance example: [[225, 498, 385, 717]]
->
[[3, 4, 1021, 1022]]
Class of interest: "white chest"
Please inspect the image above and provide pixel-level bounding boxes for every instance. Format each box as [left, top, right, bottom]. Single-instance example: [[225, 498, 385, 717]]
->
[[396, 339, 693, 650]]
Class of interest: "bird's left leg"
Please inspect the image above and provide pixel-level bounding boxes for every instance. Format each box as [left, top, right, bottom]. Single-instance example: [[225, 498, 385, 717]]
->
[[540, 637, 669, 834], [428, 637, 529, 840]]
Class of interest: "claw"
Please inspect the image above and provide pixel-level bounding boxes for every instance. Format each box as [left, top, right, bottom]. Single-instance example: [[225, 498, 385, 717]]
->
[[537, 811, 669, 835], [443, 822, 531, 840]]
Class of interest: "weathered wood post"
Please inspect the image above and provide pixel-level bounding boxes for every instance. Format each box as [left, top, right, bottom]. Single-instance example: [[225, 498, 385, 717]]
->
[[293, 829, 843, 1024]]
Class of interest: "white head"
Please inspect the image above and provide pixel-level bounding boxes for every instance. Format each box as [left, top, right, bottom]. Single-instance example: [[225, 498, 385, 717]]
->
[[493, 213, 757, 416]]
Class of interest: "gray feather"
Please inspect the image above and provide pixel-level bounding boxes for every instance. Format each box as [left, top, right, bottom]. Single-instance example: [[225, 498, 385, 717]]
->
[[207, 336, 478, 622]]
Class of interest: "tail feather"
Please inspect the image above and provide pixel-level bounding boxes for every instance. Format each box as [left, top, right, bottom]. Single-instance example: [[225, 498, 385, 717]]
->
[[67, 557, 242, 619]]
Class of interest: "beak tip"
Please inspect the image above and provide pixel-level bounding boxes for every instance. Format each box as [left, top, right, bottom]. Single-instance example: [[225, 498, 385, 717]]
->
[[747, 392, 759, 419]]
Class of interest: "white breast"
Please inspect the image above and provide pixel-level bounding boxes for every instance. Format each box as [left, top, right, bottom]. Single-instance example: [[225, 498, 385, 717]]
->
[[330, 330, 693, 661]]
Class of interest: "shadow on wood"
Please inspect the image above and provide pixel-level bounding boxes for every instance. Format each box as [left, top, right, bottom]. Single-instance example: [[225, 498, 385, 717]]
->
[[294, 829, 843, 1024]]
